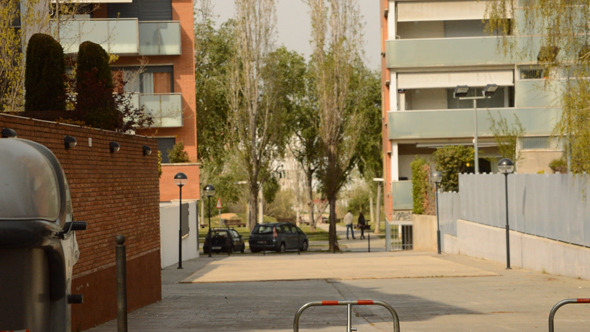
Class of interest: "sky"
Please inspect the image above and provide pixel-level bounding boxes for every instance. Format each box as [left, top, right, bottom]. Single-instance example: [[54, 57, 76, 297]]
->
[[209, 0, 381, 71]]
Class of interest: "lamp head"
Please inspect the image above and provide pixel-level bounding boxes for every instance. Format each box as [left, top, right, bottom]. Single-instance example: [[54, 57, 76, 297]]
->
[[432, 171, 443, 184], [109, 141, 120, 153], [498, 158, 515, 174], [454, 85, 470, 98], [483, 84, 498, 97], [204, 184, 216, 197], [64, 135, 77, 150], [174, 172, 188, 187]]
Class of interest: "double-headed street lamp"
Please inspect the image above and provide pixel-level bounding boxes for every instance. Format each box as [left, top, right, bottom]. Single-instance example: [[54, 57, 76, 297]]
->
[[174, 172, 187, 269], [203, 184, 216, 258], [498, 158, 515, 269], [432, 171, 443, 254], [453, 84, 499, 174]]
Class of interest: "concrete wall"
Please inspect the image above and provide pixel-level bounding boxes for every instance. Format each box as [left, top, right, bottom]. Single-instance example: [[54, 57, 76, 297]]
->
[[451, 219, 590, 280], [412, 214, 437, 252], [160, 200, 200, 268]]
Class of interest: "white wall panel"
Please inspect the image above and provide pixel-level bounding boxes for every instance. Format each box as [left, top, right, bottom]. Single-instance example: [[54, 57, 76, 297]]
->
[[398, 71, 514, 89]]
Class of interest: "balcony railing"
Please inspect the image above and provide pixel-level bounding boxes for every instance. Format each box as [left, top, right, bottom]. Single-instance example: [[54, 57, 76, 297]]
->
[[386, 36, 541, 69], [128, 93, 183, 128], [53, 19, 181, 56], [388, 107, 561, 140], [392, 181, 413, 210], [139, 22, 181, 55]]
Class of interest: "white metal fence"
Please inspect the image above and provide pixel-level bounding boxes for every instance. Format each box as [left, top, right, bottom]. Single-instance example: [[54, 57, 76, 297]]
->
[[454, 173, 590, 247]]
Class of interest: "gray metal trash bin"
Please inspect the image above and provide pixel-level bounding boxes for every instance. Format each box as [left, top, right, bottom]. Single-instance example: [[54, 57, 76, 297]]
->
[[0, 138, 86, 332]]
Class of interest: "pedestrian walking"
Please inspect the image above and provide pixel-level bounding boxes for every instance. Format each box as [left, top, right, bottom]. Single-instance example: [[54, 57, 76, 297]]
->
[[344, 210, 355, 239], [357, 211, 367, 240]]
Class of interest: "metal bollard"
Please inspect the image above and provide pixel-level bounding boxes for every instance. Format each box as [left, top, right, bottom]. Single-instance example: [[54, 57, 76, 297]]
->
[[116, 235, 128, 332], [548, 298, 590, 332], [293, 300, 400, 332], [368, 234, 371, 252]]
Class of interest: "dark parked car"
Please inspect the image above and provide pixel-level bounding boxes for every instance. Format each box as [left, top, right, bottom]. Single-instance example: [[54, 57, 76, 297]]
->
[[249, 222, 308, 253], [203, 228, 245, 254]]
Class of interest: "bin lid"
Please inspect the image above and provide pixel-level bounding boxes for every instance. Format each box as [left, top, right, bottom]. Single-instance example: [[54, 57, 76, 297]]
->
[[0, 139, 62, 222]]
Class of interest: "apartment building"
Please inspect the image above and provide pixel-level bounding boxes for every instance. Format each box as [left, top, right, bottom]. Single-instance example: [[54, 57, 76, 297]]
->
[[49, 0, 199, 201], [380, 0, 563, 220]]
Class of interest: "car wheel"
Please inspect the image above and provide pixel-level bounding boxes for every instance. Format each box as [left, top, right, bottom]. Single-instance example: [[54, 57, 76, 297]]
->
[[301, 240, 308, 252], [277, 243, 286, 253], [240, 246, 245, 253]]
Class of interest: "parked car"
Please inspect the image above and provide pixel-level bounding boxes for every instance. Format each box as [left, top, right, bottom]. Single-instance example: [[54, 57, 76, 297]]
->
[[203, 228, 245, 254], [249, 222, 308, 253]]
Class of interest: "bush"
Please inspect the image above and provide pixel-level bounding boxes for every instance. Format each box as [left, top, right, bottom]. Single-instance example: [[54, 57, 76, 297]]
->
[[346, 185, 370, 215], [168, 142, 190, 163], [76, 41, 119, 130], [25, 33, 65, 111], [411, 157, 433, 215], [549, 157, 567, 173], [433, 145, 474, 192]]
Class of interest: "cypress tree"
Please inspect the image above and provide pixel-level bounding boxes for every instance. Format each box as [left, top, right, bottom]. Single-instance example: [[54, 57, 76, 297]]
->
[[76, 41, 119, 130], [25, 33, 65, 111]]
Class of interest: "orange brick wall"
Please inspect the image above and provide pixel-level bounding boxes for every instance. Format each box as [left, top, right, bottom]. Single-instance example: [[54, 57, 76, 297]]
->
[[0, 114, 161, 330], [160, 163, 201, 202]]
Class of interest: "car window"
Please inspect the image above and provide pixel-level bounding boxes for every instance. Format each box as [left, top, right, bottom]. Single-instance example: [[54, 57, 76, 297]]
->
[[253, 225, 273, 234], [230, 230, 240, 238], [286, 225, 296, 233]]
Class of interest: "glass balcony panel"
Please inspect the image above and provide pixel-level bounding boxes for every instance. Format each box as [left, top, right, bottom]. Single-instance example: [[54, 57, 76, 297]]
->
[[392, 181, 413, 210], [138, 22, 181, 55], [140, 93, 182, 128], [388, 107, 561, 140], [55, 19, 138, 54], [386, 36, 541, 68]]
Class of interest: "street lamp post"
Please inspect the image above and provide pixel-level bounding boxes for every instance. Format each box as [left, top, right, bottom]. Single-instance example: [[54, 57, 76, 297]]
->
[[453, 84, 498, 174], [498, 158, 514, 269], [432, 171, 443, 254], [203, 184, 216, 258], [373, 178, 384, 234], [173, 172, 187, 269]]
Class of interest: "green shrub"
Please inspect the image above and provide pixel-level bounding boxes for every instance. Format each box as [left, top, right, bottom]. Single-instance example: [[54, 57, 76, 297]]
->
[[25, 33, 65, 111], [168, 142, 190, 163], [76, 41, 119, 130], [549, 157, 567, 173], [411, 157, 432, 214], [347, 186, 370, 215], [433, 145, 474, 192]]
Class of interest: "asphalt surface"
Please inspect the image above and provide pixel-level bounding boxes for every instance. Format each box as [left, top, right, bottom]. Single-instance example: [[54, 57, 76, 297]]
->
[[86, 225, 590, 331]]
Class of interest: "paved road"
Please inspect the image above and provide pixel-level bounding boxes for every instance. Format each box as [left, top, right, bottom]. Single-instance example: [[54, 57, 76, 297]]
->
[[87, 248, 590, 331]]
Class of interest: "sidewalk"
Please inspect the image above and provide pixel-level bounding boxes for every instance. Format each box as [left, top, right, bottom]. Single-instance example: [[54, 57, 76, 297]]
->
[[315, 220, 387, 252], [87, 249, 590, 331]]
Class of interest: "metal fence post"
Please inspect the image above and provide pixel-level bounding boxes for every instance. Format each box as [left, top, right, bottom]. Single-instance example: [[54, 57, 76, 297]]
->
[[116, 235, 128, 332], [385, 221, 391, 252]]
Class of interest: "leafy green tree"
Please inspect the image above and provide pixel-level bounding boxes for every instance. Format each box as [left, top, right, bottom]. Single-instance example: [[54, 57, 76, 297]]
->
[[433, 145, 474, 192], [488, 112, 525, 163], [226, 0, 307, 229], [25, 33, 65, 111], [486, 0, 590, 173], [195, 1, 235, 169], [307, 0, 367, 252]]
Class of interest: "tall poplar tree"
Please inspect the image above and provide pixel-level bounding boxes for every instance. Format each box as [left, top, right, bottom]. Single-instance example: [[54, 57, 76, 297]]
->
[[306, 0, 367, 252]]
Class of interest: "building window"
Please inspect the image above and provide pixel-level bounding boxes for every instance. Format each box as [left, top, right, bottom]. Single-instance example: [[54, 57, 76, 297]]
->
[[157, 137, 175, 163], [520, 68, 544, 80], [112, 66, 173, 94]]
